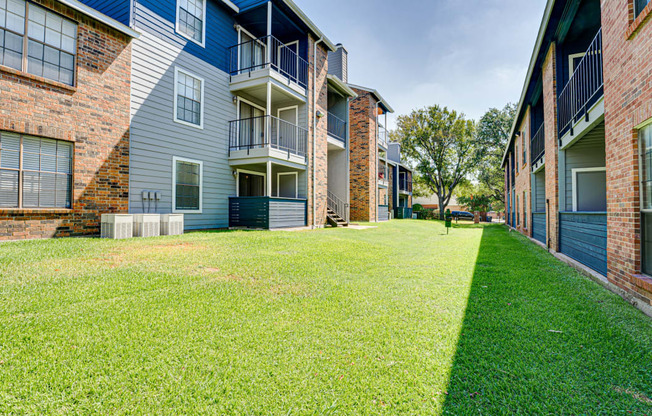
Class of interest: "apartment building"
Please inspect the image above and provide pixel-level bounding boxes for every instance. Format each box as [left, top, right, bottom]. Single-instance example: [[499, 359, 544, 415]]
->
[[503, 0, 652, 311], [81, 0, 360, 230], [0, 0, 137, 240], [387, 142, 413, 219]]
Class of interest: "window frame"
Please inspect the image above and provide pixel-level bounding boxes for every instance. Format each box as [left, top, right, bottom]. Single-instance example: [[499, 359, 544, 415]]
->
[[571, 167, 607, 212], [172, 156, 203, 214], [0, 0, 78, 86], [173, 66, 205, 130], [638, 121, 652, 276], [175, 0, 206, 48], [635, 0, 651, 18], [277, 171, 298, 199], [236, 168, 266, 197], [0, 132, 74, 210]]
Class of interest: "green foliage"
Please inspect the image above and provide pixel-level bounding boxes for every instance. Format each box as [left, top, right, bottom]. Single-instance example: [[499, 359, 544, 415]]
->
[[395, 105, 478, 219], [458, 194, 492, 212], [476, 103, 517, 206], [412, 204, 424, 212]]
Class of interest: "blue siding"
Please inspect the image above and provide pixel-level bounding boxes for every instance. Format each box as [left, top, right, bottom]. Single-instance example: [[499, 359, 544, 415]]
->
[[559, 212, 607, 276], [78, 0, 131, 26], [532, 212, 546, 245], [232, 0, 266, 11], [133, 0, 238, 73]]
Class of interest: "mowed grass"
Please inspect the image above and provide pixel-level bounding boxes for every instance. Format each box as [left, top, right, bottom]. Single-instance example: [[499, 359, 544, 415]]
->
[[0, 221, 650, 415]]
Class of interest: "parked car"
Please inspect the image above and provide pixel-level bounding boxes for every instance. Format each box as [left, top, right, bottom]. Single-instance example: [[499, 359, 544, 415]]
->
[[452, 211, 475, 220]]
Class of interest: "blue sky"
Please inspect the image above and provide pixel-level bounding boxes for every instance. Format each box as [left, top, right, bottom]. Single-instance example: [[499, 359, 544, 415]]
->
[[297, 0, 547, 128]]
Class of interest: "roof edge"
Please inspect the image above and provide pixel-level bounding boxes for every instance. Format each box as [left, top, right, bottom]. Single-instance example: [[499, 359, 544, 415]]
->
[[501, 0, 556, 168], [222, 0, 239, 13], [347, 83, 395, 113], [58, 0, 140, 38], [327, 74, 357, 98]]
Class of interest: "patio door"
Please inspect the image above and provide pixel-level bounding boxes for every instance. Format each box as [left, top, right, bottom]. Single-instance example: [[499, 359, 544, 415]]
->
[[238, 171, 265, 197], [278, 172, 298, 199], [277, 107, 297, 151], [239, 31, 265, 73], [239, 101, 265, 149]]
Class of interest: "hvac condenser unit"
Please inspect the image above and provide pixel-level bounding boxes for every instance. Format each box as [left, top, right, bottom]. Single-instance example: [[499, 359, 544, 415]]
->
[[161, 214, 184, 236], [133, 214, 161, 238], [101, 214, 134, 239]]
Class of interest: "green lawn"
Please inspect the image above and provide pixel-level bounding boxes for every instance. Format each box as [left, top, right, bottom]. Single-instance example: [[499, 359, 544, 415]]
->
[[0, 221, 651, 414]]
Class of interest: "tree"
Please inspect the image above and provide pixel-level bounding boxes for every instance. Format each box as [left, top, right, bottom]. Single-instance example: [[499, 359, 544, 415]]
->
[[476, 104, 517, 210], [394, 105, 478, 220]]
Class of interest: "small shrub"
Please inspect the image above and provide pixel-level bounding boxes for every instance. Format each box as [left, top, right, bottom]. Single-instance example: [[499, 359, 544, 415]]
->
[[413, 204, 424, 212]]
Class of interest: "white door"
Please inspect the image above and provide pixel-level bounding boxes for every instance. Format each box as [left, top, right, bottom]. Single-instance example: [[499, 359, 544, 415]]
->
[[239, 102, 265, 148], [277, 107, 297, 151], [278, 173, 297, 198]]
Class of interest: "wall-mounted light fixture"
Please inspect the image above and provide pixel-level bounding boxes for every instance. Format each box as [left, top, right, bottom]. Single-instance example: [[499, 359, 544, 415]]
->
[[232, 170, 238, 177], [515, 131, 521, 137], [232, 96, 238, 104], [316, 110, 325, 119]]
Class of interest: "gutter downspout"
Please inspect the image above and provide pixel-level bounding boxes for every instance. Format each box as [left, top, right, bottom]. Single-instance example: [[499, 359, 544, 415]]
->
[[375, 101, 379, 223], [312, 36, 324, 228]]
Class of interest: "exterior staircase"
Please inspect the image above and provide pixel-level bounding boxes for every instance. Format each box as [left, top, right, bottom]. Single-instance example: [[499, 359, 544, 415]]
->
[[327, 191, 349, 227]]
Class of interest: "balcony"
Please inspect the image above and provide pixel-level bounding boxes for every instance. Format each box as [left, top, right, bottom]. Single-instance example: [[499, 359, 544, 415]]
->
[[229, 197, 307, 229], [229, 35, 309, 100], [530, 123, 545, 168], [378, 164, 388, 188], [399, 178, 412, 194], [327, 112, 347, 145], [228, 115, 308, 166], [558, 29, 603, 137], [378, 126, 388, 149]]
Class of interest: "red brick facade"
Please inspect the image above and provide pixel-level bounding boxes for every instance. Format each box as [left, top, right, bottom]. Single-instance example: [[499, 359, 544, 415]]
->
[[602, 0, 652, 304], [349, 89, 379, 222], [514, 107, 532, 237], [0, 0, 132, 240], [543, 43, 560, 251]]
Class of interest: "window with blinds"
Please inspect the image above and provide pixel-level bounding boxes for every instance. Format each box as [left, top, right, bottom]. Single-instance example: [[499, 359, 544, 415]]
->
[[174, 67, 204, 128], [173, 157, 202, 212], [176, 0, 205, 45], [0, 132, 73, 208], [0, 0, 77, 85]]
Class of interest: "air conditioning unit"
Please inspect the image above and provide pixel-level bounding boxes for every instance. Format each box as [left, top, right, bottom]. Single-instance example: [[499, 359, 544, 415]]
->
[[161, 214, 184, 236], [101, 214, 133, 239], [133, 214, 161, 238]]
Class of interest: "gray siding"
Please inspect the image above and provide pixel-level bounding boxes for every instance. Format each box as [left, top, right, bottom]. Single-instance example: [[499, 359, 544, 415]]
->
[[269, 200, 306, 228], [534, 170, 546, 212], [130, 31, 237, 230], [559, 212, 607, 275], [378, 205, 389, 221], [327, 46, 347, 83], [563, 123, 605, 211]]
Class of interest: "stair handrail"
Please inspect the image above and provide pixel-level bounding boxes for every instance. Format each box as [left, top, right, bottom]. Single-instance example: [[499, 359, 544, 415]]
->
[[327, 191, 348, 222]]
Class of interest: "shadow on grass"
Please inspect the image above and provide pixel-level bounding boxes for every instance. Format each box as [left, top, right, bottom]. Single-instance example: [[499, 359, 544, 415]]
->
[[441, 225, 652, 414]]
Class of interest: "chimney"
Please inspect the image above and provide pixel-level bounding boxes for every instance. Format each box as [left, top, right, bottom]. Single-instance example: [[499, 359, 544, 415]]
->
[[328, 44, 348, 83]]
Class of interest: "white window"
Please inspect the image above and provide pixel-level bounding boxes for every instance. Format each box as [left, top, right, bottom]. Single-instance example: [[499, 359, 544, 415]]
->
[[172, 156, 202, 213], [176, 0, 205, 47], [0, 131, 73, 208], [174, 67, 204, 129], [572, 167, 607, 212], [0, 0, 77, 85]]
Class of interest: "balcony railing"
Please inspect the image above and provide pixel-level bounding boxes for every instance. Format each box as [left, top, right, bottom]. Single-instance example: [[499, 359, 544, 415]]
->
[[378, 127, 388, 147], [327, 112, 346, 143], [327, 191, 348, 222], [531, 123, 545, 165], [558, 29, 603, 136], [228, 115, 308, 158], [229, 35, 309, 89], [399, 178, 413, 193], [378, 163, 388, 182]]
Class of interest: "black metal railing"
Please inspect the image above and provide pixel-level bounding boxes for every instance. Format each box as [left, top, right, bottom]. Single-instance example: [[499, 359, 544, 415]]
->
[[327, 112, 346, 143], [531, 123, 545, 165], [327, 191, 348, 222], [228, 115, 308, 157], [229, 35, 309, 89], [399, 178, 413, 193], [558, 29, 603, 136]]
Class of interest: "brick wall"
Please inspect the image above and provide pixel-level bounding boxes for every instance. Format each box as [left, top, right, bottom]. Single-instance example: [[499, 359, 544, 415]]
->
[[0, 0, 132, 240], [307, 36, 330, 228], [514, 107, 533, 237], [543, 43, 559, 251], [349, 89, 379, 222], [602, 0, 652, 305]]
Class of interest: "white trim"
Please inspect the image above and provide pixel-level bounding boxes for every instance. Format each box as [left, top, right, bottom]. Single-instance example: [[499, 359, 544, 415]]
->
[[175, 0, 206, 48], [568, 52, 586, 75], [221, 0, 239, 13], [58, 0, 139, 38], [237, 97, 266, 118], [236, 169, 267, 197], [237, 26, 266, 72], [571, 167, 606, 212], [173, 67, 205, 130], [635, 116, 652, 130], [278, 40, 299, 79], [277, 105, 299, 124], [172, 156, 203, 214], [277, 172, 298, 198]]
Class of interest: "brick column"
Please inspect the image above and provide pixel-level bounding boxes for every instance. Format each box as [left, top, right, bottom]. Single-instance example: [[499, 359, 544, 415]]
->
[[543, 43, 559, 251]]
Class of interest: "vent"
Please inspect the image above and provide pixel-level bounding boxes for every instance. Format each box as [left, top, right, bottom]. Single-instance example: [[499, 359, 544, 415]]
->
[[133, 214, 161, 238], [101, 214, 134, 240], [161, 214, 184, 236]]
